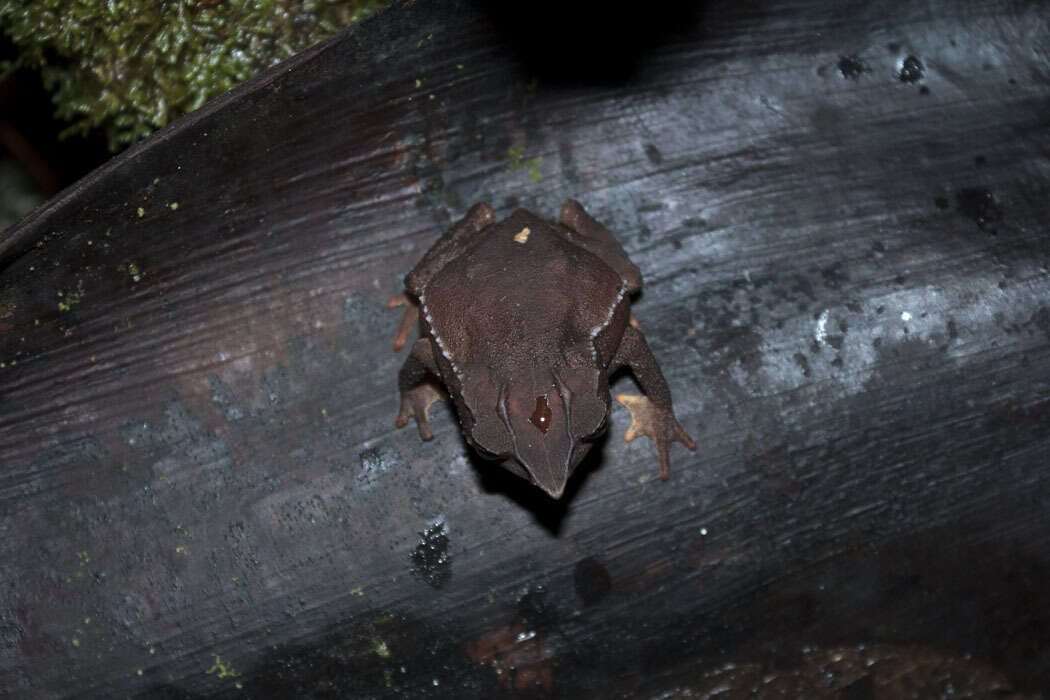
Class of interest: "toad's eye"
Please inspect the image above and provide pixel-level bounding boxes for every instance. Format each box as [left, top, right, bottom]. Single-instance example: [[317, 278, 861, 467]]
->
[[587, 413, 609, 440], [529, 395, 552, 433]]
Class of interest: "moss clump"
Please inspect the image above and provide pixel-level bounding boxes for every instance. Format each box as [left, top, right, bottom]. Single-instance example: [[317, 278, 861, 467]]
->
[[0, 0, 393, 151], [507, 146, 543, 182]]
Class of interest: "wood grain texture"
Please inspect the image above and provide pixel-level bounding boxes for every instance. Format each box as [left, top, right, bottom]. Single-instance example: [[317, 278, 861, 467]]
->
[[1, 0, 1049, 696]]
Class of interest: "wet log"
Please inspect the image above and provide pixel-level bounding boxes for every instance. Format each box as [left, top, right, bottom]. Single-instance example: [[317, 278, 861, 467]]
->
[[2, 0, 1049, 696]]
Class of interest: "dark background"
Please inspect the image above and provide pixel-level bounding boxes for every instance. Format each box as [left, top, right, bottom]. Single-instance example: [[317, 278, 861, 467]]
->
[[0, 35, 110, 212], [1, 0, 1049, 696]]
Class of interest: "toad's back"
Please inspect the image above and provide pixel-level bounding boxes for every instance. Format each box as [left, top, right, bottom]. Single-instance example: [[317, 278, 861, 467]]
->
[[421, 209, 625, 369]]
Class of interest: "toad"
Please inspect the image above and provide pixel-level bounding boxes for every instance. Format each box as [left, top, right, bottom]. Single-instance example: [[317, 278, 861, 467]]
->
[[390, 200, 694, 498]]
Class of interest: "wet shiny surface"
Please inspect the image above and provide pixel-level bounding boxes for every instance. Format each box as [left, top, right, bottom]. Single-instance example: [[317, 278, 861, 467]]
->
[[0, 0, 1048, 696]]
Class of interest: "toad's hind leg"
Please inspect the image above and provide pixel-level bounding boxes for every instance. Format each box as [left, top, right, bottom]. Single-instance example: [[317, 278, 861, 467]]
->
[[390, 202, 495, 351], [559, 199, 642, 294], [404, 202, 495, 295], [388, 292, 419, 351]]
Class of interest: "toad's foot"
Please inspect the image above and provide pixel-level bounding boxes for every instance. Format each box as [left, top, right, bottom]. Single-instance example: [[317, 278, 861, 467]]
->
[[616, 393, 696, 480], [396, 381, 447, 441], [388, 292, 420, 351]]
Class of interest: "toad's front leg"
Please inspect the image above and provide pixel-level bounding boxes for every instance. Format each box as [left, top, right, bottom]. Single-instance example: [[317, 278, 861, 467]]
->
[[395, 338, 447, 441], [612, 326, 695, 479]]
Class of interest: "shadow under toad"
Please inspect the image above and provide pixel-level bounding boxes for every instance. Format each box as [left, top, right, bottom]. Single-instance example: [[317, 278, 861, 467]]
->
[[467, 429, 609, 535]]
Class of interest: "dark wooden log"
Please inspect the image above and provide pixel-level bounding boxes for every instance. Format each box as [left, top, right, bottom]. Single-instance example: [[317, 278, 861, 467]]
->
[[2, 0, 1049, 696]]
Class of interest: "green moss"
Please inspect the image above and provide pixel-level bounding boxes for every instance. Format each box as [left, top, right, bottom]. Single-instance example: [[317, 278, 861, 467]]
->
[[1, 0, 394, 150], [507, 146, 543, 182]]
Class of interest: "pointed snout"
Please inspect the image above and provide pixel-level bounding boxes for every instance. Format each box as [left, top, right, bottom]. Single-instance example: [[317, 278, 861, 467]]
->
[[536, 479, 566, 500], [498, 385, 576, 499], [509, 418, 573, 499], [518, 445, 570, 499]]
